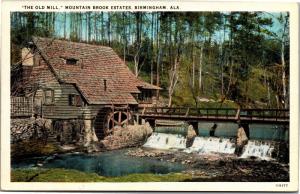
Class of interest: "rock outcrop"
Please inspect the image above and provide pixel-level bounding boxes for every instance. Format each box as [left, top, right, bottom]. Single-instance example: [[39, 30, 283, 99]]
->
[[100, 123, 153, 150], [236, 127, 248, 146], [235, 126, 249, 156], [186, 125, 197, 147]]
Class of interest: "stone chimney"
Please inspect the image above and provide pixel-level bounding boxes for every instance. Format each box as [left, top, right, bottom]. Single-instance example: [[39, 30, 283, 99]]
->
[[21, 47, 34, 66]]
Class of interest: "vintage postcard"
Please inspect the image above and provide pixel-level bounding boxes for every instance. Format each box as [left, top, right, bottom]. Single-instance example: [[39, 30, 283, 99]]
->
[[1, 0, 299, 192]]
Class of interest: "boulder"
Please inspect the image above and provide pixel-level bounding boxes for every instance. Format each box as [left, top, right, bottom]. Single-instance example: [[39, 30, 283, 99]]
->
[[100, 122, 153, 150], [236, 127, 248, 146], [235, 127, 249, 156]]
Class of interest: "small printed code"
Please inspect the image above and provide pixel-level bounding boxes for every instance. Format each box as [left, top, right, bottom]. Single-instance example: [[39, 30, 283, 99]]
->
[[276, 184, 288, 187]]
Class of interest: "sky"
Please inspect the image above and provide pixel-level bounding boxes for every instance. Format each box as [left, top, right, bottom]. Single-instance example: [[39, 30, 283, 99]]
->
[[46, 11, 288, 43]]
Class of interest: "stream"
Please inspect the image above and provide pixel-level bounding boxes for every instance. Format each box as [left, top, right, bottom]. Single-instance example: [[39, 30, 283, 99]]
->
[[11, 122, 289, 181], [12, 149, 185, 177]]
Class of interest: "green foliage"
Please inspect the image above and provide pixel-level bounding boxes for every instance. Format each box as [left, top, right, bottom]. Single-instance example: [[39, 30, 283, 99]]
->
[[11, 168, 104, 182], [11, 168, 44, 182], [109, 172, 192, 182], [11, 168, 192, 182]]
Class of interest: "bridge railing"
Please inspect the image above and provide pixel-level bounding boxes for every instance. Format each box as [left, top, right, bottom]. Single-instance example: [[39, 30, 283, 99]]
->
[[239, 109, 289, 121], [137, 107, 289, 121], [137, 107, 239, 118]]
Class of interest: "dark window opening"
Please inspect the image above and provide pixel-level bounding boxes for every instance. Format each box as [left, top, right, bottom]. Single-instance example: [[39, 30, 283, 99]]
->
[[138, 90, 153, 103], [44, 89, 54, 105], [66, 58, 78, 65], [68, 94, 82, 107]]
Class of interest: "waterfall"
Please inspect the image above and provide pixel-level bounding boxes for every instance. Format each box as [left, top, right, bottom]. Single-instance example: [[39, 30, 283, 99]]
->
[[143, 132, 186, 150], [240, 140, 275, 160], [143, 133, 276, 160], [185, 137, 236, 154]]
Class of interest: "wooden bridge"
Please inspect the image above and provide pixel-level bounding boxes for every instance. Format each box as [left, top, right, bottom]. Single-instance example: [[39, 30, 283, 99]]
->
[[135, 107, 289, 125]]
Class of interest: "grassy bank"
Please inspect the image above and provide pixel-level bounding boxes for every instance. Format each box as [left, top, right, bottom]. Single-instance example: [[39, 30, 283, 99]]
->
[[11, 168, 193, 182]]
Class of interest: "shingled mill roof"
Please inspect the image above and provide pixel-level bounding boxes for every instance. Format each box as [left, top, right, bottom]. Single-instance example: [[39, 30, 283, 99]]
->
[[32, 37, 161, 105]]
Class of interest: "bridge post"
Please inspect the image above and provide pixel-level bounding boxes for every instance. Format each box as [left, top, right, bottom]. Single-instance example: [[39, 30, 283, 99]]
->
[[147, 119, 156, 129], [240, 123, 250, 139], [136, 114, 140, 125], [188, 121, 199, 136]]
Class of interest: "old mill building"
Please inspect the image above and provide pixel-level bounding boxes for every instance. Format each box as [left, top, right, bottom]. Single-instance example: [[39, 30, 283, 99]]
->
[[18, 37, 161, 138]]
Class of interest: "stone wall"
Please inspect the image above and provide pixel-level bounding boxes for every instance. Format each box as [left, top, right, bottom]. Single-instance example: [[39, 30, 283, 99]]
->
[[11, 118, 84, 145], [52, 119, 84, 145], [11, 118, 152, 152], [11, 118, 52, 143]]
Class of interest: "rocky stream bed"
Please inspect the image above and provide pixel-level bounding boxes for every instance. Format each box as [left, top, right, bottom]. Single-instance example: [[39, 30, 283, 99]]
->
[[11, 146, 289, 182], [126, 148, 289, 182]]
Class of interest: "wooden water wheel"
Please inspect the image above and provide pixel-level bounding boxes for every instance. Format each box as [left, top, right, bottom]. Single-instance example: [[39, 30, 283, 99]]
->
[[103, 109, 132, 136]]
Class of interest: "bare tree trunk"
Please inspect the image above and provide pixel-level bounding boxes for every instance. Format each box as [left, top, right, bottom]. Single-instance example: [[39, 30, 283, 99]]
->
[[94, 13, 98, 42], [275, 95, 280, 109], [156, 13, 161, 99], [168, 56, 180, 107], [136, 13, 141, 46], [88, 12, 91, 42], [281, 38, 287, 108], [101, 12, 104, 44], [85, 13, 88, 41], [221, 65, 224, 96], [78, 13, 82, 40], [192, 47, 195, 89], [107, 12, 111, 46], [221, 14, 226, 96], [64, 13, 67, 39], [134, 48, 140, 77], [226, 14, 234, 97], [267, 80, 271, 108], [226, 61, 233, 96], [198, 44, 203, 92], [191, 29, 195, 89], [133, 13, 143, 77], [52, 13, 55, 35], [150, 13, 154, 85], [122, 13, 126, 64], [281, 13, 289, 109]]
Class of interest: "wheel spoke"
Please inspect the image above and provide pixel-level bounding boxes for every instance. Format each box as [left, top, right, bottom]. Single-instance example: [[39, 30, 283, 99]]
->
[[104, 109, 132, 137], [121, 119, 128, 125], [117, 111, 121, 124]]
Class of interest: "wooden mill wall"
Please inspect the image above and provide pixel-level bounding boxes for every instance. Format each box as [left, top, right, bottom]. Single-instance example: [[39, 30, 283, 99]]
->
[[24, 53, 106, 119]]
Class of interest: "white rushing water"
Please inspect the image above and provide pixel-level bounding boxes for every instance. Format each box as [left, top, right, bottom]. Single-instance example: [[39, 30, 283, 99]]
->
[[185, 137, 236, 154], [143, 133, 276, 160], [143, 132, 187, 150], [240, 140, 275, 160]]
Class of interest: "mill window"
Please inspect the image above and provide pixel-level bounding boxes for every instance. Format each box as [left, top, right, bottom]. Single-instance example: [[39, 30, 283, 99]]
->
[[66, 58, 78, 65], [44, 89, 54, 105], [138, 89, 153, 103], [68, 94, 82, 107]]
